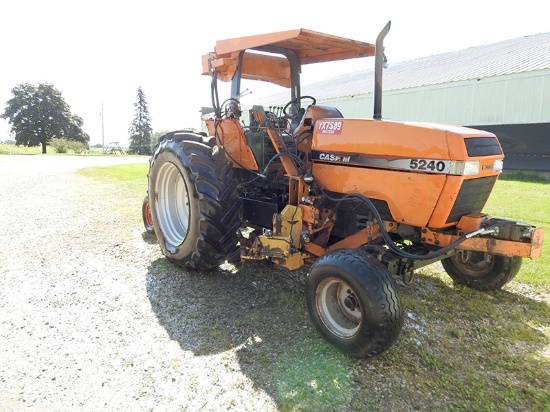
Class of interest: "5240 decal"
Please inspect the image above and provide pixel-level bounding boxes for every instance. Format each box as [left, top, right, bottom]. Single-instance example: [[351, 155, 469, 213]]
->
[[409, 159, 447, 172]]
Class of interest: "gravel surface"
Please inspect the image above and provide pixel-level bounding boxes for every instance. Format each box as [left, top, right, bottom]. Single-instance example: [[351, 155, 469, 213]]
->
[[0, 155, 282, 411], [3, 155, 547, 412]]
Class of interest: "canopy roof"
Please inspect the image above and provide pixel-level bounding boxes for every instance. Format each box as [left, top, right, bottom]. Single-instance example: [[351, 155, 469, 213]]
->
[[214, 28, 376, 65], [203, 29, 376, 87]]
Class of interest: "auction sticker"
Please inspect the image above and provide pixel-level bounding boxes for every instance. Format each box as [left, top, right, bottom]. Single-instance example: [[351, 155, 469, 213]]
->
[[316, 120, 343, 135]]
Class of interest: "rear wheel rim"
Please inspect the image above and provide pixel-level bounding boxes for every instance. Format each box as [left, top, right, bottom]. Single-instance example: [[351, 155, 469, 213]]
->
[[155, 162, 190, 247], [316, 277, 362, 339]]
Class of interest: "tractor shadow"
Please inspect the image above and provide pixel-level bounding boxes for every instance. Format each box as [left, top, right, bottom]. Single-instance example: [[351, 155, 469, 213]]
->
[[140, 231, 158, 245], [145, 258, 318, 400], [145, 257, 550, 410]]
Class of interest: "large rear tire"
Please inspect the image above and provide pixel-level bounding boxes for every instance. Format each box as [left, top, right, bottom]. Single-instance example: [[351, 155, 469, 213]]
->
[[305, 249, 404, 358], [442, 251, 521, 291], [148, 132, 241, 270]]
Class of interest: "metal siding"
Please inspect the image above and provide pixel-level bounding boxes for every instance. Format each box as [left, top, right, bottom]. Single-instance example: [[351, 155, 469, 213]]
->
[[319, 72, 550, 126], [539, 75, 550, 119], [472, 80, 507, 125], [322, 96, 372, 118], [443, 85, 476, 125]]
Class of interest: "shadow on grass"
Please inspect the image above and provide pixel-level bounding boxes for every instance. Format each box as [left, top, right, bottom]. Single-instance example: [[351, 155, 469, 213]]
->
[[145, 257, 550, 411], [145, 258, 354, 411], [359, 269, 550, 411], [140, 231, 157, 245]]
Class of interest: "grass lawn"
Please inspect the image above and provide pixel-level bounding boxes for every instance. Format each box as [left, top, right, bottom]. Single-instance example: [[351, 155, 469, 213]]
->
[[79, 163, 549, 412], [484, 176, 549, 287], [0, 143, 113, 155], [0, 143, 44, 155]]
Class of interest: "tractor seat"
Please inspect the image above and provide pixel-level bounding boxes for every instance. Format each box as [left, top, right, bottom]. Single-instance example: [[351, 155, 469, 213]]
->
[[291, 105, 344, 139]]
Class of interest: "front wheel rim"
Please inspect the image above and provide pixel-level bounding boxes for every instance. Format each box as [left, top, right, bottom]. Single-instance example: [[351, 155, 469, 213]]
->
[[144, 201, 153, 228], [451, 251, 495, 278], [316, 277, 362, 339], [155, 162, 190, 247]]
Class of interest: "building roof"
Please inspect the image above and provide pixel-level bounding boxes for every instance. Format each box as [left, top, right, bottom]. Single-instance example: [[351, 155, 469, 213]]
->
[[252, 31, 550, 104], [379, 31, 550, 91]]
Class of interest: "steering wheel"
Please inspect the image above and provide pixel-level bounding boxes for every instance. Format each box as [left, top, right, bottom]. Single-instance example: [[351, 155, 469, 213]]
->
[[221, 97, 241, 118], [283, 95, 316, 116]]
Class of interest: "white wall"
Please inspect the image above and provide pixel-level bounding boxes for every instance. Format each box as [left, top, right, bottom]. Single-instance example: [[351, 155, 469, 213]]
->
[[318, 69, 550, 126]]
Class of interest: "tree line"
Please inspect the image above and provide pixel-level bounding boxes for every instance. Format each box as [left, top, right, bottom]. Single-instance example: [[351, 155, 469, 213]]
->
[[1, 83, 154, 155]]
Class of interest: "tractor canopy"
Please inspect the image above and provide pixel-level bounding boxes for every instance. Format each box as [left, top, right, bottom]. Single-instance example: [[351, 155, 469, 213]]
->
[[202, 29, 376, 88]]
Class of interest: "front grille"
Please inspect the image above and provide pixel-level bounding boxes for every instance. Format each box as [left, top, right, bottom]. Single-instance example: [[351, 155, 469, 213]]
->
[[464, 137, 502, 157], [446, 176, 497, 224]]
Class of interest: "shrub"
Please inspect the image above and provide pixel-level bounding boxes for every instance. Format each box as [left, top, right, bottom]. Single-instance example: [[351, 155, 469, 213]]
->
[[49, 138, 89, 154], [68, 140, 88, 154], [50, 137, 69, 153]]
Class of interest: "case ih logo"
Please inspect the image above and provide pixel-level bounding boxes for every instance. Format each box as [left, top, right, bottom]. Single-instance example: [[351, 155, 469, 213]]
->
[[318, 152, 351, 162], [317, 121, 343, 135]]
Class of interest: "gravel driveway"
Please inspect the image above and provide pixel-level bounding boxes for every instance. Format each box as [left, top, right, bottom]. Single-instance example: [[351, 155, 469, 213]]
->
[[0, 155, 282, 411], [2, 154, 548, 412]]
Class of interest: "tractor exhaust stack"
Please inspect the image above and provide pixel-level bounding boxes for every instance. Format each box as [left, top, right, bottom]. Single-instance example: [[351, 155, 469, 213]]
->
[[374, 21, 391, 120]]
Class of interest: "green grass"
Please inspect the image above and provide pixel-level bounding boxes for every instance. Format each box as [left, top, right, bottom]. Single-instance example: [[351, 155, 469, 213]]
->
[[0, 143, 120, 155], [501, 169, 550, 183], [77, 163, 149, 192], [275, 340, 352, 412], [78, 164, 549, 412], [483, 178, 549, 287], [76, 163, 149, 242], [0, 143, 43, 155]]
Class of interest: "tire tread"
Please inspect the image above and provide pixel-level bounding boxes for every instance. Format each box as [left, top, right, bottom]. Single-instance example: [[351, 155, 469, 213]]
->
[[149, 132, 240, 270]]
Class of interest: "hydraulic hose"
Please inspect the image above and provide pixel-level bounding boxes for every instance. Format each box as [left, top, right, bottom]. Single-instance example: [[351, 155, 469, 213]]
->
[[318, 190, 490, 261]]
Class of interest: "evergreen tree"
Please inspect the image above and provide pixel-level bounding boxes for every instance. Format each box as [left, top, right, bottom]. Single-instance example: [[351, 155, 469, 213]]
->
[[1, 83, 89, 154], [128, 87, 153, 155]]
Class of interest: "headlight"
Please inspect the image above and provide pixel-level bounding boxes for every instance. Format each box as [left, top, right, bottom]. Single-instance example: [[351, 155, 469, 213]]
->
[[463, 160, 480, 176], [450, 160, 480, 176], [494, 159, 504, 172]]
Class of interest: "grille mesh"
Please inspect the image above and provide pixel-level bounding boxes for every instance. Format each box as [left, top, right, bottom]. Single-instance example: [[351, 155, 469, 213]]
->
[[446, 176, 497, 224], [464, 137, 502, 157]]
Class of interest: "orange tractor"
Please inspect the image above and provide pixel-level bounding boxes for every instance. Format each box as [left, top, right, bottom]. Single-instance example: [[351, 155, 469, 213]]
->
[[145, 23, 544, 357]]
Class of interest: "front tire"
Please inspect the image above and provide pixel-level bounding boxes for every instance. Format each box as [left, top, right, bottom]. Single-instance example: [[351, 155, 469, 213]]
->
[[305, 249, 404, 358], [148, 132, 241, 270], [142, 195, 154, 234], [442, 251, 521, 291]]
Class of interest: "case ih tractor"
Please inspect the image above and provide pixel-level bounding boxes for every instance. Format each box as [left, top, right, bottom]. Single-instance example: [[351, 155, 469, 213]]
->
[[145, 23, 544, 358]]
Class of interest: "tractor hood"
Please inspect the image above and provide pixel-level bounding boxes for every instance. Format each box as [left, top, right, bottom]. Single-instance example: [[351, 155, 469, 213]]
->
[[311, 118, 502, 166], [311, 118, 505, 228]]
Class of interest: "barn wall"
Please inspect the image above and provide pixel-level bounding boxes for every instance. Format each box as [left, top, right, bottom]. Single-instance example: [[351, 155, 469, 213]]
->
[[382, 69, 550, 125], [318, 69, 550, 170]]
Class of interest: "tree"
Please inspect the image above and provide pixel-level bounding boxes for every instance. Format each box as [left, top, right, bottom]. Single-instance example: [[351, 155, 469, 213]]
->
[[150, 129, 172, 149], [128, 87, 153, 155], [1, 83, 89, 154]]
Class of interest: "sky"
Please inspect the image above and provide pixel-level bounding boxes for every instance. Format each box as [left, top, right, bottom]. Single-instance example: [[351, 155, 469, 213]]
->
[[1, 0, 548, 147]]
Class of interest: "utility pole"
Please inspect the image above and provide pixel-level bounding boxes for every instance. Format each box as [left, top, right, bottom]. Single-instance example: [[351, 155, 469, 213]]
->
[[101, 103, 105, 154]]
